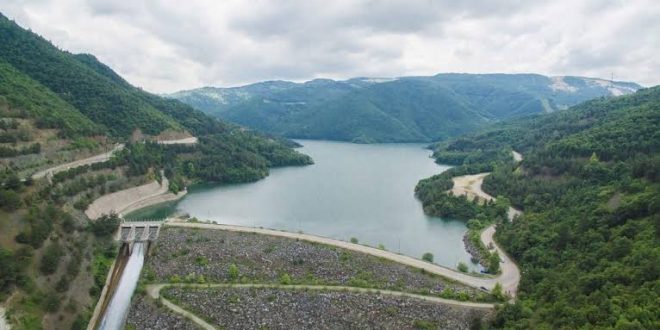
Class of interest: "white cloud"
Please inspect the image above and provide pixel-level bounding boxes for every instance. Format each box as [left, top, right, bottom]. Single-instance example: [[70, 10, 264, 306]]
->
[[1, 0, 658, 93]]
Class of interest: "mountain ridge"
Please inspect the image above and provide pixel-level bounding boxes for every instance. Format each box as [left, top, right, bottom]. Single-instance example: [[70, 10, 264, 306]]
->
[[168, 73, 642, 143]]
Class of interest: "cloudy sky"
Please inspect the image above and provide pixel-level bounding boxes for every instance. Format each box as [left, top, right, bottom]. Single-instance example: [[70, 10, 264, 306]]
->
[[1, 0, 658, 93]]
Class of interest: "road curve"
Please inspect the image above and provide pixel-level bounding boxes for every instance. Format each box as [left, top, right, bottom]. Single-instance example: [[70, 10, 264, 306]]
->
[[146, 284, 216, 330], [448, 150, 523, 297], [165, 221, 510, 294]]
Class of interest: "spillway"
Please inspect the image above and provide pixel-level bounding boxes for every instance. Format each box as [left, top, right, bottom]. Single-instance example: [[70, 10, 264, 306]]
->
[[98, 242, 145, 330]]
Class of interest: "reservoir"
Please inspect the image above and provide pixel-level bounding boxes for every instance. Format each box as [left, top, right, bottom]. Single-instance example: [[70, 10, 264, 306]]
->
[[131, 140, 477, 270]]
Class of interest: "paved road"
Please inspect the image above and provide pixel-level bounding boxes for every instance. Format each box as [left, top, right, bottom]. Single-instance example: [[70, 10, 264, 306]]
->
[[166, 221, 511, 294]]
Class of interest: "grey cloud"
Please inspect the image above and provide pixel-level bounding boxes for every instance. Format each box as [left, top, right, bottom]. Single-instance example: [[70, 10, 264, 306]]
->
[[0, 0, 657, 92]]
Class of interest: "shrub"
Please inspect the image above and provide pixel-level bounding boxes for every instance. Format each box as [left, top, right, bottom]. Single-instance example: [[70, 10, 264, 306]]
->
[[350, 237, 358, 244], [458, 262, 469, 273], [279, 273, 292, 285], [39, 243, 63, 275], [422, 252, 434, 263], [228, 263, 239, 281], [90, 213, 120, 237]]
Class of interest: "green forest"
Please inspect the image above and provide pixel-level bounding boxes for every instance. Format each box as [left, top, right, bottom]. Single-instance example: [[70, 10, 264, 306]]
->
[[416, 87, 660, 328]]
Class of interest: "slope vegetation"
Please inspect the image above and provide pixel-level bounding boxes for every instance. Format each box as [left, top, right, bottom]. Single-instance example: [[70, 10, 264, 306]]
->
[[415, 87, 659, 328]]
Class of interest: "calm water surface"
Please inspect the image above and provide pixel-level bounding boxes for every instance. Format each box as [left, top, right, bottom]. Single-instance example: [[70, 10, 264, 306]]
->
[[133, 140, 477, 269]]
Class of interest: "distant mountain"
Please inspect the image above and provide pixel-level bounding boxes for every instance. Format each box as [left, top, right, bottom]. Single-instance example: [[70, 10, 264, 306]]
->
[[168, 74, 642, 143]]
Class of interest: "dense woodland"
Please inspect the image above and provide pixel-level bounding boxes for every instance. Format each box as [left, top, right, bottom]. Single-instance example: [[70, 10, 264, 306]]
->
[[416, 87, 659, 328]]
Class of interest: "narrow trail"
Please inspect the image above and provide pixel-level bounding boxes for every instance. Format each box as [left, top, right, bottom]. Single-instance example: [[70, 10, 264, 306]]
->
[[147, 284, 215, 330], [31, 144, 125, 180], [144, 283, 494, 329], [147, 283, 495, 309]]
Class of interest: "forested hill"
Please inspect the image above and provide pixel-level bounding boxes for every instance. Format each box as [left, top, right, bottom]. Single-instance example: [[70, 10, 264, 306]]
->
[[168, 74, 641, 143], [416, 87, 659, 328], [0, 12, 311, 180]]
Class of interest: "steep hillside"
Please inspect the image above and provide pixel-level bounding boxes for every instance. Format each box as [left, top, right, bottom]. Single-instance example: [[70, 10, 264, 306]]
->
[[415, 87, 659, 328], [168, 74, 641, 143], [0, 13, 312, 330]]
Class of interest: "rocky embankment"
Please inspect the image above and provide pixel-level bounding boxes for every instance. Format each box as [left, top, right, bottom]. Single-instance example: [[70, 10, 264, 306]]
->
[[144, 227, 492, 301], [157, 286, 488, 330], [126, 295, 198, 330]]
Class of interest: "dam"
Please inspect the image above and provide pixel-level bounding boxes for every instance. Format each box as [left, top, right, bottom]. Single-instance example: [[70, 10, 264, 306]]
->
[[93, 219, 163, 330]]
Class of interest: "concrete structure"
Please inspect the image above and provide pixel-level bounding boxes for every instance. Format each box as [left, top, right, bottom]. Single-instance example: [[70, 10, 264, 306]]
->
[[118, 219, 164, 254]]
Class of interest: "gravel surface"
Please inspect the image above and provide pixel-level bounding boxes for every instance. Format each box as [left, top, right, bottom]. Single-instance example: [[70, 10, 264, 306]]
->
[[162, 286, 488, 330], [145, 227, 490, 301], [126, 295, 199, 330]]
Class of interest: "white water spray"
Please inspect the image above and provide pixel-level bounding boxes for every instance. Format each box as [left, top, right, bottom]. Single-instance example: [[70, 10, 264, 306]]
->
[[98, 242, 145, 330]]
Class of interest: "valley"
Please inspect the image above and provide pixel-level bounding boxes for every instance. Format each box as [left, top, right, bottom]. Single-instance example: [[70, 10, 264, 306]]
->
[[0, 4, 658, 330]]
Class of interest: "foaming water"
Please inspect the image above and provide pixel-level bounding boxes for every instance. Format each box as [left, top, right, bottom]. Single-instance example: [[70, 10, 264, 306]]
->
[[98, 242, 145, 330]]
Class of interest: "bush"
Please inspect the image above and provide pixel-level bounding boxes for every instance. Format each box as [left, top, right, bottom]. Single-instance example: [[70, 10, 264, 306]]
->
[[227, 263, 239, 281], [90, 213, 120, 237], [458, 262, 469, 273], [422, 252, 434, 263], [39, 243, 63, 275], [350, 237, 358, 244], [488, 252, 501, 274], [279, 273, 292, 285]]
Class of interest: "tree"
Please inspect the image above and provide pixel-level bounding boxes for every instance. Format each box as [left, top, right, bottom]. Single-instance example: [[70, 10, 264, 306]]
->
[[488, 252, 501, 274], [422, 252, 434, 263]]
